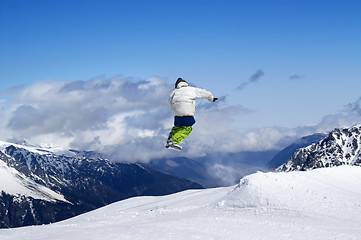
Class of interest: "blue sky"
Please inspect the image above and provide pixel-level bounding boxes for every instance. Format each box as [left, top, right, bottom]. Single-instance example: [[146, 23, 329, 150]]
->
[[0, 0, 361, 161]]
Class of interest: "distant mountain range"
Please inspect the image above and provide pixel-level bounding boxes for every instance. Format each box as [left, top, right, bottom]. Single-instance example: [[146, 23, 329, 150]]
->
[[148, 150, 278, 187], [277, 123, 361, 171], [0, 141, 201, 228], [2, 122, 360, 228]]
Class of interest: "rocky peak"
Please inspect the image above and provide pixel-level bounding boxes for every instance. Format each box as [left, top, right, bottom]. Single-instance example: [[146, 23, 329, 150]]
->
[[277, 123, 361, 171]]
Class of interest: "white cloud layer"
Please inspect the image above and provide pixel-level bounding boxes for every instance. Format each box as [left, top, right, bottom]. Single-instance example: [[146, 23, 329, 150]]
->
[[0, 76, 360, 163]]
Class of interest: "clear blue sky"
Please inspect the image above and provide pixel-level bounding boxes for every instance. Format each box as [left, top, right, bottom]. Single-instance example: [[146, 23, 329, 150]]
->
[[1, 0, 361, 129]]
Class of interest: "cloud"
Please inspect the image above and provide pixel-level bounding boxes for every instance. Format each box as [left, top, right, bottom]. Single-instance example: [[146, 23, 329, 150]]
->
[[0, 76, 174, 161], [7, 76, 170, 133], [0, 76, 254, 162], [289, 74, 305, 80], [1, 75, 360, 164], [238, 69, 265, 90], [209, 164, 240, 186], [0, 84, 26, 96], [313, 97, 361, 131], [345, 97, 361, 115], [186, 95, 361, 157]]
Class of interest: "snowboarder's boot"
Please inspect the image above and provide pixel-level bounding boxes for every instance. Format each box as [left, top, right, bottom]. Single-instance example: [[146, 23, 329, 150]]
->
[[166, 140, 182, 151]]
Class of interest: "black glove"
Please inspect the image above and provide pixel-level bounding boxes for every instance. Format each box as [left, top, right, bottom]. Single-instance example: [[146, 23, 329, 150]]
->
[[212, 97, 218, 102]]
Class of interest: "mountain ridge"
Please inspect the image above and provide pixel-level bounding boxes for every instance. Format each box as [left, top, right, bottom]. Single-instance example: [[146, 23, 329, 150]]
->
[[277, 123, 361, 171], [267, 133, 327, 168]]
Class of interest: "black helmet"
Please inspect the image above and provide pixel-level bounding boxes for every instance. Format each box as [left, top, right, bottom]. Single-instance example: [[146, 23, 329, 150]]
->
[[175, 77, 188, 88]]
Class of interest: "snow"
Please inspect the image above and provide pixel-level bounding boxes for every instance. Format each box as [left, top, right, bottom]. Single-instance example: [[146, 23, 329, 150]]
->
[[1, 165, 361, 240], [0, 157, 68, 202], [0, 140, 53, 156], [0, 140, 75, 157]]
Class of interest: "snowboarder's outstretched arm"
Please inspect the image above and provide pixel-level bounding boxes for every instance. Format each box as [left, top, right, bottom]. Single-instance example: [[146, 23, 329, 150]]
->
[[194, 87, 215, 102]]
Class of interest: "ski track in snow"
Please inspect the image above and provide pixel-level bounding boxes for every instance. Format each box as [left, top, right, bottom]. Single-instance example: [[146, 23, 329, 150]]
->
[[1, 166, 361, 240]]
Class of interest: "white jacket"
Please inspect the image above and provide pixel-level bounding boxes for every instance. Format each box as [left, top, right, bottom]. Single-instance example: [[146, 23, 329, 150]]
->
[[169, 82, 214, 116]]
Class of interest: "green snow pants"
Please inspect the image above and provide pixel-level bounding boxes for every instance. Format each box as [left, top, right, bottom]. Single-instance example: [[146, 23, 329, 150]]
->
[[168, 125, 193, 144]]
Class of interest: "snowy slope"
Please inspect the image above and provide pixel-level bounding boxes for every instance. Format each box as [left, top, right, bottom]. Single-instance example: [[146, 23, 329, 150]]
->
[[1, 166, 360, 240]]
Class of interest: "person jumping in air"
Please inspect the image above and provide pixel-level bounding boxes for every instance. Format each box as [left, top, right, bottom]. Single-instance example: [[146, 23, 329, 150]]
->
[[166, 78, 218, 151]]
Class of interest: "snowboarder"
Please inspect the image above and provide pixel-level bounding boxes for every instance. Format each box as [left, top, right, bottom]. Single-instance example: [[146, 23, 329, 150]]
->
[[166, 78, 218, 150]]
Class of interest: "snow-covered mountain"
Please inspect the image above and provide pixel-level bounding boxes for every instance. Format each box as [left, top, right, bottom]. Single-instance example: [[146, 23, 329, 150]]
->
[[0, 140, 202, 228], [0, 155, 67, 202], [277, 123, 361, 171], [1, 165, 360, 240]]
